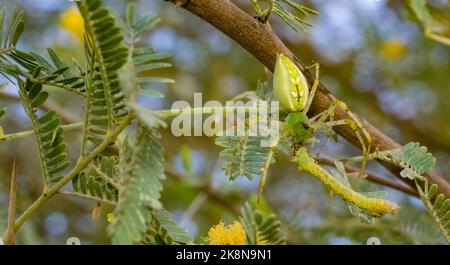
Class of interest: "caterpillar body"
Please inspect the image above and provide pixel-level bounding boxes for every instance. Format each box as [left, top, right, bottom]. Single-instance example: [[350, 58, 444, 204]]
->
[[294, 147, 399, 217]]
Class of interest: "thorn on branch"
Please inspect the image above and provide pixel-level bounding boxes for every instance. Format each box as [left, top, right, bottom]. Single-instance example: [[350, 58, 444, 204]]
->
[[4, 156, 18, 245], [165, 0, 190, 8]]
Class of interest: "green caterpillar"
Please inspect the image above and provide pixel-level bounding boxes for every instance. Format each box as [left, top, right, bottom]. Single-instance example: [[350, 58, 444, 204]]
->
[[295, 147, 399, 217]]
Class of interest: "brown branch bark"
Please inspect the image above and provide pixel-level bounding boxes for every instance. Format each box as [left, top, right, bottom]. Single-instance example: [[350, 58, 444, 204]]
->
[[163, 0, 450, 197]]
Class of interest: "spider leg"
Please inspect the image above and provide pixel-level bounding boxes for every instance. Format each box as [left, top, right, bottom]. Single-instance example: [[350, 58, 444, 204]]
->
[[302, 63, 320, 116], [338, 102, 372, 177], [257, 135, 280, 204], [308, 98, 337, 124], [308, 101, 372, 177], [306, 99, 339, 158]]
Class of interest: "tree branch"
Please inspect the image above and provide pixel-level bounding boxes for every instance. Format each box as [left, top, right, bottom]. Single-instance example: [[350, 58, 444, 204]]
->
[[0, 92, 80, 124], [163, 0, 450, 197], [165, 164, 241, 215]]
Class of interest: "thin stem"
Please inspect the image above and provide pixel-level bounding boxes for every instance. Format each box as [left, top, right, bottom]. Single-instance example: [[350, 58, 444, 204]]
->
[[154, 106, 260, 118], [426, 30, 450, 46], [78, 3, 114, 132], [59, 191, 117, 205], [17, 80, 51, 187], [0, 107, 259, 143], [251, 0, 262, 15], [258, 135, 279, 203], [28, 76, 85, 97], [0, 123, 83, 143], [8, 113, 133, 235], [80, 52, 96, 157], [165, 164, 240, 215], [92, 166, 120, 190], [0, 92, 81, 124], [415, 180, 450, 244], [259, 0, 275, 23], [342, 150, 393, 164], [179, 192, 208, 226], [0, 47, 16, 55]]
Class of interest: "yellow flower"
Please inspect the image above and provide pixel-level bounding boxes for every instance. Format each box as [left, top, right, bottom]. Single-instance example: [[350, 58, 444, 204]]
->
[[381, 38, 407, 61], [59, 7, 84, 42], [208, 221, 246, 245], [256, 233, 268, 245], [107, 213, 114, 223]]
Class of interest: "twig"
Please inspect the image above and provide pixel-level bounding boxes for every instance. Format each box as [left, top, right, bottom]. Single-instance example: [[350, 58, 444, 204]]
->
[[163, 0, 450, 197], [0, 92, 81, 124], [4, 157, 18, 245], [3, 113, 133, 237], [165, 164, 241, 215], [0, 123, 83, 142], [180, 192, 208, 226], [58, 191, 117, 205]]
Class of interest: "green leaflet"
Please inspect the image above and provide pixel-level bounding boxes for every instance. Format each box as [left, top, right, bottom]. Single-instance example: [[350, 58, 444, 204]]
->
[[397, 206, 446, 244], [390, 142, 436, 181], [78, 0, 129, 148], [216, 133, 275, 181], [17, 74, 70, 184], [273, 0, 318, 33], [0, 9, 84, 95], [239, 202, 286, 245], [71, 156, 119, 204], [109, 125, 166, 244], [72, 150, 189, 245], [27, 49, 85, 95], [416, 181, 450, 244], [353, 142, 436, 182], [140, 209, 192, 245], [406, 0, 450, 46], [71, 140, 189, 245], [118, 2, 173, 100], [251, 0, 318, 33], [0, 8, 24, 50], [0, 106, 6, 119], [353, 142, 448, 242]]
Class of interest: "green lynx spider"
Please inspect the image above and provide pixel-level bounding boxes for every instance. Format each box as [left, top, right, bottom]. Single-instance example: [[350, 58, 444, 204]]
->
[[269, 54, 399, 216]]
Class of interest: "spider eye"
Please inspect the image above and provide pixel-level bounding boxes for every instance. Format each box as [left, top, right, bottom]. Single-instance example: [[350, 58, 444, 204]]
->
[[273, 54, 309, 112]]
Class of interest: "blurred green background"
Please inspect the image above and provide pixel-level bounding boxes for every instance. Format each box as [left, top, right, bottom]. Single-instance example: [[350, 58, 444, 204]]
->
[[0, 0, 449, 244]]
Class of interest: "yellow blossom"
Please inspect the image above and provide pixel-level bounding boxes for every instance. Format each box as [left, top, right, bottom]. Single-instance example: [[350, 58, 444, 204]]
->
[[381, 38, 407, 61], [107, 213, 114, 223], [59, 7, 84, 42], [256, 233, 268, 245], [208, 221, 246, 245]]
